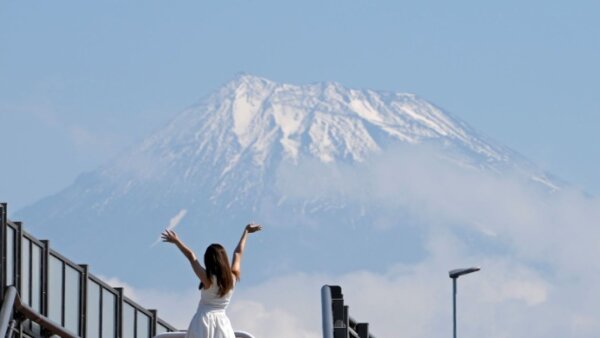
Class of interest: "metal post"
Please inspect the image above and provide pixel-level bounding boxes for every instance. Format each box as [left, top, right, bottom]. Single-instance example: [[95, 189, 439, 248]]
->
[[452, 278, 457, 338], [80, 264, 89, 338], [449, 267, 479, 338], [321, 286, 334, 338], [356, 323, 369, 338], [116, 288, 125, 338], [0, 203, 7, 299], [150, 309, 158, 338]]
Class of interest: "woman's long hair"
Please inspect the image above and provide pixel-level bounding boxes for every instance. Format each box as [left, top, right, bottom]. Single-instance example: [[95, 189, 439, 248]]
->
[[204, 243, 234, 297]]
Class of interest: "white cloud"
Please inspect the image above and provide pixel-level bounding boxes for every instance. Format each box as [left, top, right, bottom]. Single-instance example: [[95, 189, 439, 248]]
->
[[167, 209, 188, 230], [229, 300, 321, 338], [152, 209, 188, 246], [276, 145, 600, 272]]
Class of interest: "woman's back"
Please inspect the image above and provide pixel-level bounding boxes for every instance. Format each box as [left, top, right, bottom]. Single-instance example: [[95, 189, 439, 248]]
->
[[198, 277, 235, 312]]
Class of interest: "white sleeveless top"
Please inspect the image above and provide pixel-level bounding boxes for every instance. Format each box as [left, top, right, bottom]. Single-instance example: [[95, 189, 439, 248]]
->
[[198, 276, 235, 312]]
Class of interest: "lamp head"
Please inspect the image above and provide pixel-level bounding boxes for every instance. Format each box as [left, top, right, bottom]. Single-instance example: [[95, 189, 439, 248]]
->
[[449, 267, 480, 279]]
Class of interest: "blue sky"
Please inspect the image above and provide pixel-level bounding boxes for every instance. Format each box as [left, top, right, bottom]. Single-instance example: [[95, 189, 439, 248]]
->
[[1, 0, 599, 211]]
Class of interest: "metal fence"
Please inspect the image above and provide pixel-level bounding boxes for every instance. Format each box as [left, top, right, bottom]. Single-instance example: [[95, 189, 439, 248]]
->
[[0, 203, 176, 338]]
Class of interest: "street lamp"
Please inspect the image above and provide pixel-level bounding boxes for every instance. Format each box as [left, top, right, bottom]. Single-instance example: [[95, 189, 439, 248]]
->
[[449, 267, 480, 338]]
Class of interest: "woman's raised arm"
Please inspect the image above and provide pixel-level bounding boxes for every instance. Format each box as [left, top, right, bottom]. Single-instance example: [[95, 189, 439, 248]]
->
[[161, 230, 210, 286], [231, 223, 262, 280]]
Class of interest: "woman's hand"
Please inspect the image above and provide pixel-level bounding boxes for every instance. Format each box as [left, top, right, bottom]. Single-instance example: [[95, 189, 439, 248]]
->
[[161, 229, 180, 243], [245, 223, 262, 233]]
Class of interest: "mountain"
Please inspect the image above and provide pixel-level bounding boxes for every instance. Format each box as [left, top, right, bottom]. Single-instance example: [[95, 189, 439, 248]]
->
[[15, 74, 559, 287]]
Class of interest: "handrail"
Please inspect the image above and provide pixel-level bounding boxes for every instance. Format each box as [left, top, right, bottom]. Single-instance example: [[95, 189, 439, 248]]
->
[[232, 332, 255, 338], [153, 329, 255, 338], [0, 286, 17, 338], [1, 286, 79, 338], [321, 285, 334, 338]]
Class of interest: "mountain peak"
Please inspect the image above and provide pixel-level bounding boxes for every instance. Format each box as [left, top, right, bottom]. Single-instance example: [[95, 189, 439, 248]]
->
[[226, 73, 274, 90]]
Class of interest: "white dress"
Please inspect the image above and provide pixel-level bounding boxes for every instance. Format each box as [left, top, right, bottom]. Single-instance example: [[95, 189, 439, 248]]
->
[[185, 277, 236, 338]]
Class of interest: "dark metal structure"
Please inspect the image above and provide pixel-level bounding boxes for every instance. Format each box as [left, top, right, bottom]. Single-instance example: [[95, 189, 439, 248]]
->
[[321, 285, 375, 338], [448, 267, 480, 338], [0, 203, 176, 338]]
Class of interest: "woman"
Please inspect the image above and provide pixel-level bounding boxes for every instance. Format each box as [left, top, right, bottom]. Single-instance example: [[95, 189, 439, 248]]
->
[[161, 223, 262, 338]]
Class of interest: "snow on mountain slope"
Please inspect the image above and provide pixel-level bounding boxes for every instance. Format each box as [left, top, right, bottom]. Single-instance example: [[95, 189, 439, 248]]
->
[[98, 74, 555, 204]]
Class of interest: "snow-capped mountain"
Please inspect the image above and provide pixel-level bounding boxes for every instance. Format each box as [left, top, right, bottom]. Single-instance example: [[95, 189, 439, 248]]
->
[[94, 74, 557, 207], [16, 74, 558, 287]]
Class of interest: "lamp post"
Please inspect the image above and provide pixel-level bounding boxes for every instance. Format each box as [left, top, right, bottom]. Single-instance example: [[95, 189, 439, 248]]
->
[[449, 267, 480, 338]]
